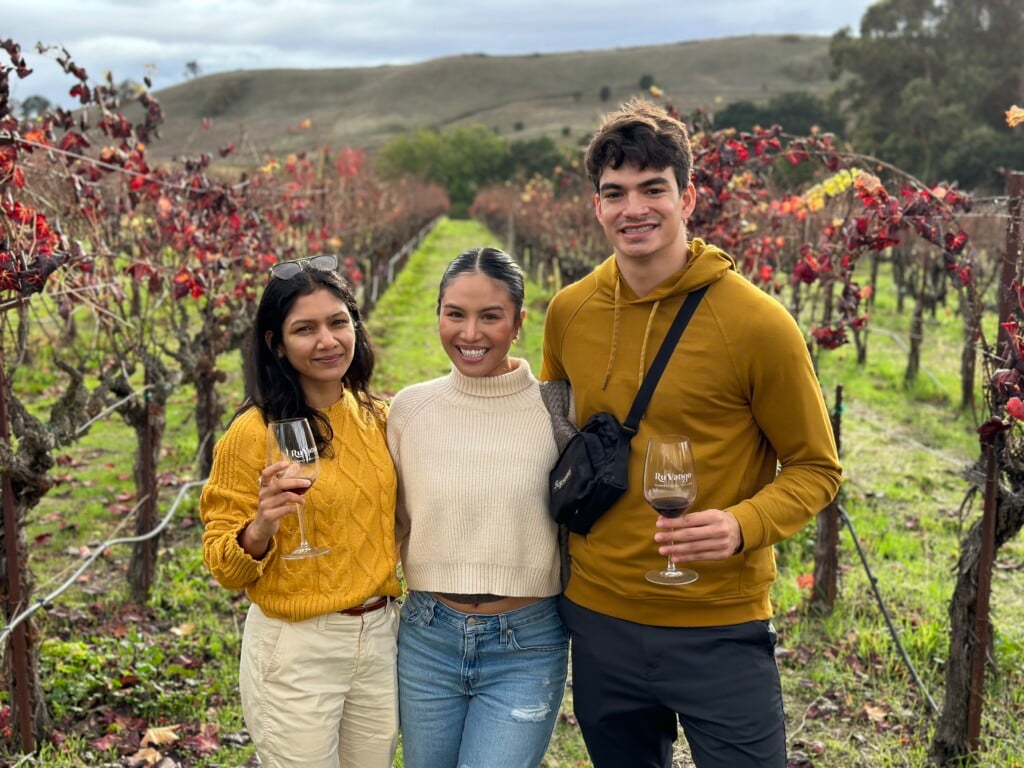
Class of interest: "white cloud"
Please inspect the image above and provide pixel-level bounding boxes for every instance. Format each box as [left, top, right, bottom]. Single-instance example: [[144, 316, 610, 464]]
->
[[4, 0, 875, 108]]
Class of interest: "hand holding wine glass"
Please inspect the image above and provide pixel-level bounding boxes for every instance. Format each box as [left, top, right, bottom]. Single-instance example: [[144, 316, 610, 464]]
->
[[266, 418, 329, 560], [643, 434, 698, 585]]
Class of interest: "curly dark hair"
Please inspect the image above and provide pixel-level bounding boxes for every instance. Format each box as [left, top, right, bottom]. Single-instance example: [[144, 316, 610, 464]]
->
[[583, 97, 693, 193]]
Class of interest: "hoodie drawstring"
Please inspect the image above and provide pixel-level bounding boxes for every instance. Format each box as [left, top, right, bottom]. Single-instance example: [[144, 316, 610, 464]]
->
[[637, 300, 661, 391], [600, 277, 622, 391], [601, 274, 663, 392]]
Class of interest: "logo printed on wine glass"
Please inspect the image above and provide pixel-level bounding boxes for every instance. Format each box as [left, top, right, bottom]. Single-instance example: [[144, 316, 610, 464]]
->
[[655, 471, 692, 484], [288, 447, 316, 462]]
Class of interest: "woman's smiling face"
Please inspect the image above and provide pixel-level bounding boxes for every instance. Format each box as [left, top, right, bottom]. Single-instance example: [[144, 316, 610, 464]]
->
[[272, 287, 356, 404], [438, 271, 524, 378]]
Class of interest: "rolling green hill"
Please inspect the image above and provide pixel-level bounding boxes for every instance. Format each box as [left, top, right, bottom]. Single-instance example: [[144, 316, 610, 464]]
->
[[137, 34, 836, 161]]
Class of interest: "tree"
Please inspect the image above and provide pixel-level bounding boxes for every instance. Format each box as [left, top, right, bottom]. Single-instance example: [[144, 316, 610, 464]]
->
[[0, 39, 168, 744], [377, 125, 510, 217], [766, 92, 844, 136], [507, 136, 569, 182], [638, 74, 655, 90], [714, 93, 844, 137], [830, 0, 1024, 190], [712, 100, 763, 132], [16, 95, 49, 120], [184, 60, 201, 79], [599, 84, 611, 101]]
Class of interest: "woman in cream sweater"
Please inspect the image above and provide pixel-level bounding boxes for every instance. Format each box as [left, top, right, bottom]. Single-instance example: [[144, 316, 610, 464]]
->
[[387, 246, 567, 768]]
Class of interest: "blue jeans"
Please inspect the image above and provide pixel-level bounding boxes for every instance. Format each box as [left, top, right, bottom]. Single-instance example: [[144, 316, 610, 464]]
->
[[397, 590, 568, 768]]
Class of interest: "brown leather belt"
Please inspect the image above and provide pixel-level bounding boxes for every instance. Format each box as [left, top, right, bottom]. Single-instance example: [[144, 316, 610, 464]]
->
[[339, 596, 390, 616]]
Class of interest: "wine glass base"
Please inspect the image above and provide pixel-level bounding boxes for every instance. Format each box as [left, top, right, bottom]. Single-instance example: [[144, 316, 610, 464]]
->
[[281, 546, 330, 560], [645, 568, 698, 585]]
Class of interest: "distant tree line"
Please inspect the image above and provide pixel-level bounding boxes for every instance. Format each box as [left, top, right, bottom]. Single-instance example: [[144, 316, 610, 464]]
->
[[712, 91, 845, 137], [375, 125, 570, 217], [13, 2, 1018, 198]]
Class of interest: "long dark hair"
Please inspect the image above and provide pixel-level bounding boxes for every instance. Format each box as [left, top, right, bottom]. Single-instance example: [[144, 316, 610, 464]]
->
[[436, 246, 525, 322], [241, 268, 382, 454]]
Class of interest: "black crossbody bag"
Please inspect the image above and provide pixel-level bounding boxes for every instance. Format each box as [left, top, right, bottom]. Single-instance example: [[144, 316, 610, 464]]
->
[[548, 284, 709, 535]]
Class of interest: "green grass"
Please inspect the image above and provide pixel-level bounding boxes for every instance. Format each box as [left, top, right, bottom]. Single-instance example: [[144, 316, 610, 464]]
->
[[4, 220, 1023, 767]]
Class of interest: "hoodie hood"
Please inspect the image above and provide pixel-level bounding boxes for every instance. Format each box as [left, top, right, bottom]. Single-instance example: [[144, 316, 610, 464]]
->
[[591, 238, 736, 390], [592, 237, 736, 304]]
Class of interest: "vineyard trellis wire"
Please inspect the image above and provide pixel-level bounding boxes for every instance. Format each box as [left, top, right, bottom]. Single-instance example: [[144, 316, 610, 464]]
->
[[0, 479, 206, 652]]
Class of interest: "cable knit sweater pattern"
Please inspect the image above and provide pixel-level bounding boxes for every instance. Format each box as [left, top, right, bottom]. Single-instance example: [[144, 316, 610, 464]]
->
[[387, 360, 561, 598], [201, 392, 401, 622]]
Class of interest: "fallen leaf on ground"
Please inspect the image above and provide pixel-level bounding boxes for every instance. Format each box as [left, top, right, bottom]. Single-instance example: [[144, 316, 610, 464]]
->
[[862, 702, 889, 723], [142, 725, 180, 746], [129, 746, 163, 765]]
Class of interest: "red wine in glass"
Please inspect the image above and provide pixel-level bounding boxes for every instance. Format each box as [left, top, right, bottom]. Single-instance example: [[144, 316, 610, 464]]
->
[[649, 496, 693, 519], [643, 435, 699, 585], [266, 418, 328, 560]]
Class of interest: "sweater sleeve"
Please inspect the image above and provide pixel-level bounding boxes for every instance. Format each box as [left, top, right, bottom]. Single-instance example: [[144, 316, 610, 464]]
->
[[726, 304, 843, 551], [200, 409, 276, 590], [385, 392, 411, 550]]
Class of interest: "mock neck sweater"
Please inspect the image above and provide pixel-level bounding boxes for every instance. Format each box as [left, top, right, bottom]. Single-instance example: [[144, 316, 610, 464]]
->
[[387, 359, 561, 598], [201, 392, 401, 621]]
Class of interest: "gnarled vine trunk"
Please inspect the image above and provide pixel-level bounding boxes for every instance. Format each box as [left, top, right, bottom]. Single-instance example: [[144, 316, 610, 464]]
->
[[0, 394, 58, 746], [930, 470, 1024, 764], [102, 354, 177, 604]]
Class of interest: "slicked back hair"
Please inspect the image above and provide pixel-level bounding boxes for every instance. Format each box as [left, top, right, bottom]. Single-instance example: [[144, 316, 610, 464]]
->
[[436, 246, 525, 326]]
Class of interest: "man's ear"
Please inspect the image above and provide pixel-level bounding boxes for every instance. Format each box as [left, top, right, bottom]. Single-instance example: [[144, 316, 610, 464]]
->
[[680, 181, 697, 220]]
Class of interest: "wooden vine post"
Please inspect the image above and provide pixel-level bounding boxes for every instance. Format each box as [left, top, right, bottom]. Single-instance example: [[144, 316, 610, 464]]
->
[[0, 351, 33, 752], [968, 444, 998, 751], [969, 170, 1024, 750], [811, 384, 843, 612]]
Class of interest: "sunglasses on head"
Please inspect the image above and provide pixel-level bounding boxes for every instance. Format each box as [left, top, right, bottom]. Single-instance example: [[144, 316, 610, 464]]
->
[[269, 254, 338, 280]]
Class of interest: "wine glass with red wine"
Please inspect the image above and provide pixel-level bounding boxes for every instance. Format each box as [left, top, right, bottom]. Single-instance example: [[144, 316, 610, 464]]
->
[[643, 434, 698, 585], [266, 418, 328, 560]]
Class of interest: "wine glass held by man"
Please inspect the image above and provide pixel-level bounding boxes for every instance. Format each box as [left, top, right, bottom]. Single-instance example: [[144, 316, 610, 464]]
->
[[200, 255, 402, 768], [386, 247, 568, 768], [643, 434, 699, 585]]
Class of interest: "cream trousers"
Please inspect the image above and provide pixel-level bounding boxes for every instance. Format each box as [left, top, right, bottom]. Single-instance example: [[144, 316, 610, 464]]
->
[[239, 601, 399, 768]]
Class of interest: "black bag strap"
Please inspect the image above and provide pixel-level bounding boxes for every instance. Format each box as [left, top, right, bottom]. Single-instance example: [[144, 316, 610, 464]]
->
[[621, 284, 710, 434]]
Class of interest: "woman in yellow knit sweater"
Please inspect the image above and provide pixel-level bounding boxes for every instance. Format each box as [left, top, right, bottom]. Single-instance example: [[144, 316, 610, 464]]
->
[[201, 257, 401, 768]]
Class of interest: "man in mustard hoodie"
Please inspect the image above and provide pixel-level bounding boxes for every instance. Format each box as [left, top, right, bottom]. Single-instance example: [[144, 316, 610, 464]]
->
[[541, 98, 843, 768]]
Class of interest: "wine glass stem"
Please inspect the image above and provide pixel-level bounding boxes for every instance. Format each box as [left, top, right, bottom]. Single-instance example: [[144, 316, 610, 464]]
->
[[665, 558, 677, 573], [295, 504, 311, 548]]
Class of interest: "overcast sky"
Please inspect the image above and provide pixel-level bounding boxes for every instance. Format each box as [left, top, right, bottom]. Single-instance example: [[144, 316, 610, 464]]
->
[[7, 0, 877, 108]]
